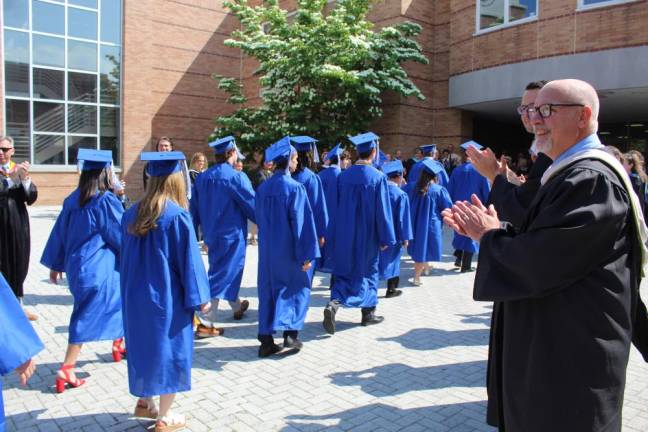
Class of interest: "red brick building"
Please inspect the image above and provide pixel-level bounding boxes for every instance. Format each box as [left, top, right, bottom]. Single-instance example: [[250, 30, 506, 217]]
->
[[2, 0, 647, 204]]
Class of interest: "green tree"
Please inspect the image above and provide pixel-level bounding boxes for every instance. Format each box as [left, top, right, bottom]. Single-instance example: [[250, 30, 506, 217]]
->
[[212, 0, 428, 151]]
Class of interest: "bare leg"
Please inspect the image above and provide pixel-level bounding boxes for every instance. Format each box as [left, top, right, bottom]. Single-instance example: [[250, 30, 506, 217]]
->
[[414, 263, 424, 284], [158, 393, 176, 418], [58, 343, 83, 380]]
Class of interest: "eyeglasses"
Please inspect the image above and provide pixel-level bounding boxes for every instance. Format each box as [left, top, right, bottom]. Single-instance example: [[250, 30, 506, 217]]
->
[[528, 103, 585, 119], [516, 104, 533, 115], [0, 147, 13, 153]]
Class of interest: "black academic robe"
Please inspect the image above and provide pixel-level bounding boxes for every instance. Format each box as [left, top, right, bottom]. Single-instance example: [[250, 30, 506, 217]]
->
[[476, 158, 640, 432], [0, 180, 38, 298]]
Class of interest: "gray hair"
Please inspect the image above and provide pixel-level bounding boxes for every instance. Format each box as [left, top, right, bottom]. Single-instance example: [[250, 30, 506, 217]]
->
[[0, 136, 14, 147]]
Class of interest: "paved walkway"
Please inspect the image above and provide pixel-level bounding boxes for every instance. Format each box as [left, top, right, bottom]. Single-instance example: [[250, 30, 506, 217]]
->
[[3, 206, 648, 431]]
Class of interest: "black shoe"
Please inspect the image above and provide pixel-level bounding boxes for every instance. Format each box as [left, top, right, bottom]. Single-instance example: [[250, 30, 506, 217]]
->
[[361, 314, 385, 326], [454, 257, 461, 267], [460, 252, 474, 273], [258, 343, 283, 358], [323, 304, 336, 335], [385, 289, 402, 298], [283, 335, 303, 351]]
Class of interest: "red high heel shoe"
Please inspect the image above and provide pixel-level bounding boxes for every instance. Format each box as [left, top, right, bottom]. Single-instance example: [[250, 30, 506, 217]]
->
[[55, 364, 85, 394], [112, 338, 126, 362]]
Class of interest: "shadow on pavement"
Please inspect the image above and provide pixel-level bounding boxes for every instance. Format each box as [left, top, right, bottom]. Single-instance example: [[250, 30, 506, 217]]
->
[[328, 361, 486, 397], [25, 293, 73, 306], [377, 327, 489, 351], [457, 311, 493, 326], [283, 401, 496, 432], [7, 409, 150, 431]]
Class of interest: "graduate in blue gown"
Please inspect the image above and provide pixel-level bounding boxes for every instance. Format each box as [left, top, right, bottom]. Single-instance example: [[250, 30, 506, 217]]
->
[[317, 144, 346, 275], [447, 141, 490, 272], [407, 158, 453, 285], [40, 149, 125, 394], [407, 144, 449, 188], [190, 136, 255, 338], [0, 273, 43, 432], [323, 132, 396, 334], [290, 136, 328, 277], [121, 152, 211, 431], [255, 137, 320, 357], [378, 161, 413, 298]]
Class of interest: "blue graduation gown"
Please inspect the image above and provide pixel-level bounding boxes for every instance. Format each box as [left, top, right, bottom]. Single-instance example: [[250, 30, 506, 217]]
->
[[293, 168, 328, 279], [407, 183, 452, 262], [40, 190, 124, 344], [447, 162, 490, 253], [407, 158, 449, 187], [255, 172, 320, 335], [0, 273, 44, 432], [317, 165, 341, 273], [190, 163, 256, 301], [330, 164, 396, 308], [120, 201, 210, 397], [379, 182, 413, 280]]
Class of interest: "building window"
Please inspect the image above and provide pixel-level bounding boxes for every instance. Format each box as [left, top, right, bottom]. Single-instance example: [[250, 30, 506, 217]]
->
[[579, 0, 638, 8], [2, 0, 122, 167], [477, 0, 538, 31]]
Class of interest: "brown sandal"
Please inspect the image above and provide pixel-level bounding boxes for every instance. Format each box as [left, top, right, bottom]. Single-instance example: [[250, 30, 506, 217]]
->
[[195, 324, 225, 339], [233, 300, 250, 320]]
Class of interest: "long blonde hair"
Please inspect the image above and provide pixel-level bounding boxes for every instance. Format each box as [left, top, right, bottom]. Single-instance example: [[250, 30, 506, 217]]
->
[[129, 170, 188, 236]]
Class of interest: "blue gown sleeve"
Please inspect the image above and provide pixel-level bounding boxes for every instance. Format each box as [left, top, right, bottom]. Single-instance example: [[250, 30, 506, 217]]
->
[[98, 193, 124, 254], [309, 175, 329, 239], [0, 274, 44, 376], [40, 205, 69, 272], [289, 186, 320, 264], [232, 173, 257, 224], [376, 177, 397, 247], [399, 194, 414, 242], [173, 211, 211, 309], [447, 171, 457, 202], [438, 187, 453, 218]]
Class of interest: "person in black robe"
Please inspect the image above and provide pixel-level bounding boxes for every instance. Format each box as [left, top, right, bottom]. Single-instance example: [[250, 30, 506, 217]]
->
[[443, 79, 645, 431], [0, 137, 38, 320]]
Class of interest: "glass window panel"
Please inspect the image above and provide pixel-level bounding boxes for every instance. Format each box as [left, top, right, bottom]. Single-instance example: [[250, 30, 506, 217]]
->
[[100, 107, 120, 164], [100, 45, 120, 104], [100, 0, 122, 44], [5, 31, 30, 96], [69, 0, 98, 8], [68, 8, 97, 40], [68, 136, 98, 164], [68, 40, 97, 71], [33, 34, 65, 67], [480, 0, 505, 29], [34, 134, 65, 164], [4, 100, 31, 162], [583, 0, 616, 3], [5, 30, 29, 63], [68, 72, 97, 103], [3, 0, 29, 29], [68, 104, 97, 134], [34, 101, 65, 132], [33, 68, 65, 100], [32, 0, 65, 35], [510, 0, 537, 21]]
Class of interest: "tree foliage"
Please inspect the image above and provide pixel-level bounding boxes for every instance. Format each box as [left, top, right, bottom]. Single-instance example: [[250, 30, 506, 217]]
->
[[212, 0, 428, 151]]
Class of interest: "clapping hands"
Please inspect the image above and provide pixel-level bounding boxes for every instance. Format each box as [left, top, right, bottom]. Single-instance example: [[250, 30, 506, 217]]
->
[[442, 194, 501, 241]]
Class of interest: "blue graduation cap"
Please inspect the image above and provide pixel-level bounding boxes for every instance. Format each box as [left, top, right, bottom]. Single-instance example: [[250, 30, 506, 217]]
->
[[421, 158, 444, 176], [265, 136, 295, 163], [460, 140, 483, 151], [382, 160, 404, 177], [349, 132, 379, 153], [141, 151, 186, 177], [77, 148, 112, 171], [419, 144, 437, 155], [209, 135, 246, 160], [290, 135, 320, 163], [376, 150, 389, 167], [324, 143, 344, 162]]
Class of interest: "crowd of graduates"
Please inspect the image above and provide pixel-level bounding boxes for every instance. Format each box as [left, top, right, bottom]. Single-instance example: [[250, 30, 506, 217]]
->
[[0, 130, 494, 432]]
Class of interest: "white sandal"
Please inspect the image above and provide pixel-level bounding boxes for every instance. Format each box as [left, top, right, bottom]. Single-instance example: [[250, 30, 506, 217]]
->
[[155, 412, 186, 432], [412, 278, 422, 286]]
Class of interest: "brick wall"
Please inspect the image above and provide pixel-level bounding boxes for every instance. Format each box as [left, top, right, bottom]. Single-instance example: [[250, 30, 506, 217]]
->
[[450, 0, 648, 76]]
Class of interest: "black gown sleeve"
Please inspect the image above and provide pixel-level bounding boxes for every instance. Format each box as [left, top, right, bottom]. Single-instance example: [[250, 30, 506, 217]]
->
[[475, 165, 631, 301], [489, 153, 552, 228]]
